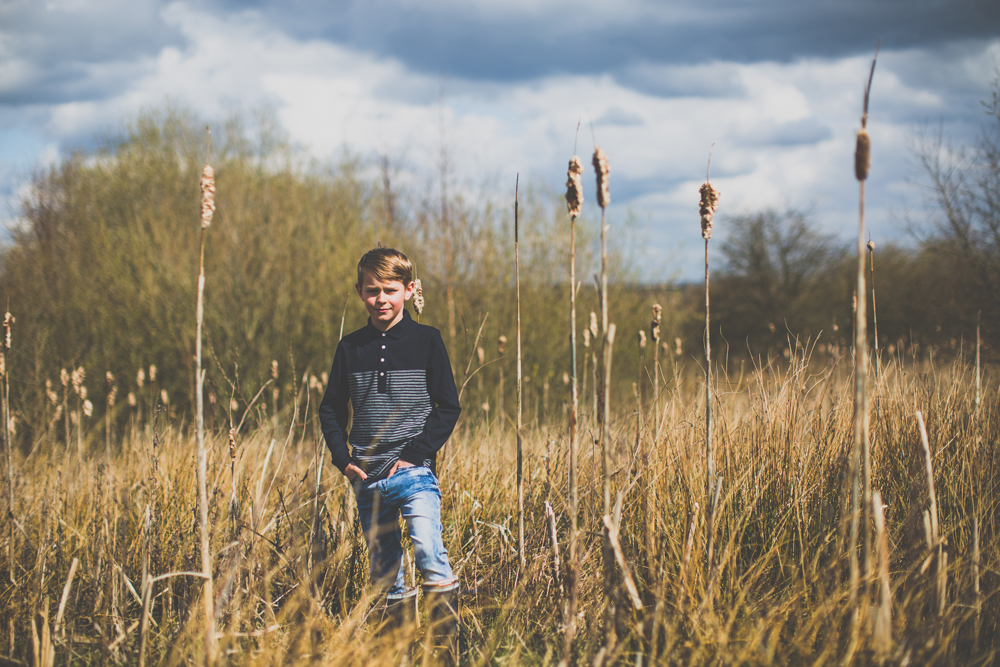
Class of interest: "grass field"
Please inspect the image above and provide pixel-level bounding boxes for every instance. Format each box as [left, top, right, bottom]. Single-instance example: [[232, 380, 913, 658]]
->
[[1, 345, 996, 666]]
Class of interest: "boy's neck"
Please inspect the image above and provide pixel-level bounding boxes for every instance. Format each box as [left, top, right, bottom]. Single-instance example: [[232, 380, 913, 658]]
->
[[371, 309, 406, 333]]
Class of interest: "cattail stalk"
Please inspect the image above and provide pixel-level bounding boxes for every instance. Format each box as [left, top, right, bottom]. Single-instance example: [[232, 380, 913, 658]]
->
[[976, 310, 981, 409], [699, 160, 720, 579], [560, 152, 583, 667], [868, 240, 880, 378], [651, 304, 661, 430], [872, 490, 891, 657], [195, 130, 218, 664], [592, 144, 617, 649], [515, 174, 525, 570], [3, 310, 13, 587], [916, 410, 946, 617], [849, 50, 877, 624]]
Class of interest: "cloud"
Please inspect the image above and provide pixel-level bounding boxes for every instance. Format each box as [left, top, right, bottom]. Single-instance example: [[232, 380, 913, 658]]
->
[[0, 1, 998, 281]]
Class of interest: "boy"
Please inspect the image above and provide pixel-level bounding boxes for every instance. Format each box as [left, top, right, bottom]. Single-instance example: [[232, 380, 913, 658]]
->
[[319, 247, 462, 644]]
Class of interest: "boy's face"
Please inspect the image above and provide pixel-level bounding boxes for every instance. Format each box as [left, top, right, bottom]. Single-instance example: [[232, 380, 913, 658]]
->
[[355, 272, 415, 332]]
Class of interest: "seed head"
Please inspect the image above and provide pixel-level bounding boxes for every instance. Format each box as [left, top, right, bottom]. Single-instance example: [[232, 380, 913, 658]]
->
[[83, 400, 93, 418], [589, 312, 598, 340], [651, 303, 662, 342], [592, 147, 611, 209], [583, 328, 591, 348], [3, 311, 13, 351], [855, 128, 870, 181], [160, 389, 169, 405], [498, 335, 507, 354], [271, 360, 279, 381], [61, 368, 69, 388], [867, 240, 875, 253], [699, 182, 720, 240], [137, 368, 145, 388], [321, 372, 328, 386], [200, 164, 216, 228], [413, 279, 424, 315], [149, 365, 156, 382], [107, 385, 118, 407], [477, 347, 485, 366], [229, 427, 237, 461], [638, 330, 647, 349], [562, 371, 570, 385], [79, 385, 87, 401], [675, 337, 683, 356], [127, 392, 137, 407], [106, 371, 114, 384], [72, 367, 85, 394], [565, 155, 584, 219]]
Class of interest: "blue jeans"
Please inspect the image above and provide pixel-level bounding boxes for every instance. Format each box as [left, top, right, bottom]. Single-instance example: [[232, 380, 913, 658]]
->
[[353, 465, 454, 595]]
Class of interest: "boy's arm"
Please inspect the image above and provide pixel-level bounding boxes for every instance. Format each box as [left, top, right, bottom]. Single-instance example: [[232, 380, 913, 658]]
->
[[400, 329, 462, 465], [318, 341, 355, 474]]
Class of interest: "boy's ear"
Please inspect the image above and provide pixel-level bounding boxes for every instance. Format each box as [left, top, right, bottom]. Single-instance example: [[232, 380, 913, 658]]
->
[[354, 283, 362, 299], [404, 280, 416, 300]]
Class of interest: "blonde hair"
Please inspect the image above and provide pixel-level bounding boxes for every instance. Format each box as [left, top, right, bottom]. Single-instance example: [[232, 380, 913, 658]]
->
[[357, 246, 413, 286]]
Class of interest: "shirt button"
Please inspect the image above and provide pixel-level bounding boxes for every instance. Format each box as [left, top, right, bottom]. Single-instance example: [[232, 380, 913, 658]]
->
[[380, 358, 385, 362], [380, 372, 384, 376], [381, 333, 386, 337], [381, 345, 386, 349]]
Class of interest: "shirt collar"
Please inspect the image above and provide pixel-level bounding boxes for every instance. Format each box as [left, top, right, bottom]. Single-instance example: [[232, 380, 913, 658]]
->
[[367, 308, 414, 340]]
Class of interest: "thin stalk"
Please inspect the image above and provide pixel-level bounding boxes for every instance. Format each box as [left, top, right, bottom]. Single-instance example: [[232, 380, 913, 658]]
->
[[195, 227, 216, 664], [3, 318, 12, 587], [976, 310, 981, 409], [705, 236, 714, 575], [515, 174, 524, 570], [869, 240, 879, 379], [561, 211, 579, 667]]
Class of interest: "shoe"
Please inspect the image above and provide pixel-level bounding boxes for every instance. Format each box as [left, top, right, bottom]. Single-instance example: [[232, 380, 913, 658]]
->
[[423, 579, 459, 666], [381, 586, 418, 635]]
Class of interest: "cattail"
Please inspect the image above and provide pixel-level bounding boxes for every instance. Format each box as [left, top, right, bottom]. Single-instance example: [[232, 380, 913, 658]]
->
[[867, 240, 874, 253], [271, 360, 278, 381], [160, 389, 169, 405], [82, 400, 93, 418], [61, 368, 69, 387], [230, 399, 239, 411], [148, 365, 156, 382], [127, 392, 137, 407], [562, 372, 570, 385], [675, 337, 682, 356], [321, 371, 328, 386], [413, 278, 424, 315], [638, 330, 647, 349], [583, 328, 591, 348], [107, 385, 118, 408], [200, 164, 216, 228], [699, 182, 720, 240], [229, 428, 237, 461], [651, 304, 662, 342], [498, 335, 507, 355], [592, 147, 610, 209], [137, 368, 145, 389], [566, 155, 584, 219], [309, 375, 320, 391], [46, 380, 58, 405], [589, 312, 598, 340], [855, 128, 870, 181], [72, 367, 85, 395], [79, 386, 87, 401], [477, 347, 485, 366], [2, 311, 13, 350]]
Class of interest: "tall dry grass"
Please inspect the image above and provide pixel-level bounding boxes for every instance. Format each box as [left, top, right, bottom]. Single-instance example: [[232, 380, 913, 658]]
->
[[1, 349, 997, 666]]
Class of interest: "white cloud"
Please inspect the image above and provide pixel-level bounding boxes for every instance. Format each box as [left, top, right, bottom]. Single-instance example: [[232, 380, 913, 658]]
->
[[1, 0, 997, 280]]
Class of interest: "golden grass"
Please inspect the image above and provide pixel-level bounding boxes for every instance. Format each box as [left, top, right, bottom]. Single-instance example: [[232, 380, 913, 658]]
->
[[1, 349, 997, 666]]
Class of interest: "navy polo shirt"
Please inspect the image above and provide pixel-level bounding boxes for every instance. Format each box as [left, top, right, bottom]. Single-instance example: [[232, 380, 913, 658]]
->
[[319, 309, 461, 480]]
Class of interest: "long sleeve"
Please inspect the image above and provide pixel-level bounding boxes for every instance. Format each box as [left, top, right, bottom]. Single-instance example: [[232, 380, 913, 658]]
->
[[400, 329, 461, 466], [319, 341, 353, 473]]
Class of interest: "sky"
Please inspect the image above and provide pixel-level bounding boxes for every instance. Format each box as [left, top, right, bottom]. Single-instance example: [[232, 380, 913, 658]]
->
[[1, 0, 998, 281]]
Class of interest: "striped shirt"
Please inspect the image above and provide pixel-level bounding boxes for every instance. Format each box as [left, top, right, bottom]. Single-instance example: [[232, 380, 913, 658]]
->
[[319, 310, 461, 480]]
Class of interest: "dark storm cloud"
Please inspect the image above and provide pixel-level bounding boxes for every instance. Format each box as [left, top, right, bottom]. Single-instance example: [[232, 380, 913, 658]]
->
[[0, 1, 185, 107], [210, 0, 1000, 83]]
